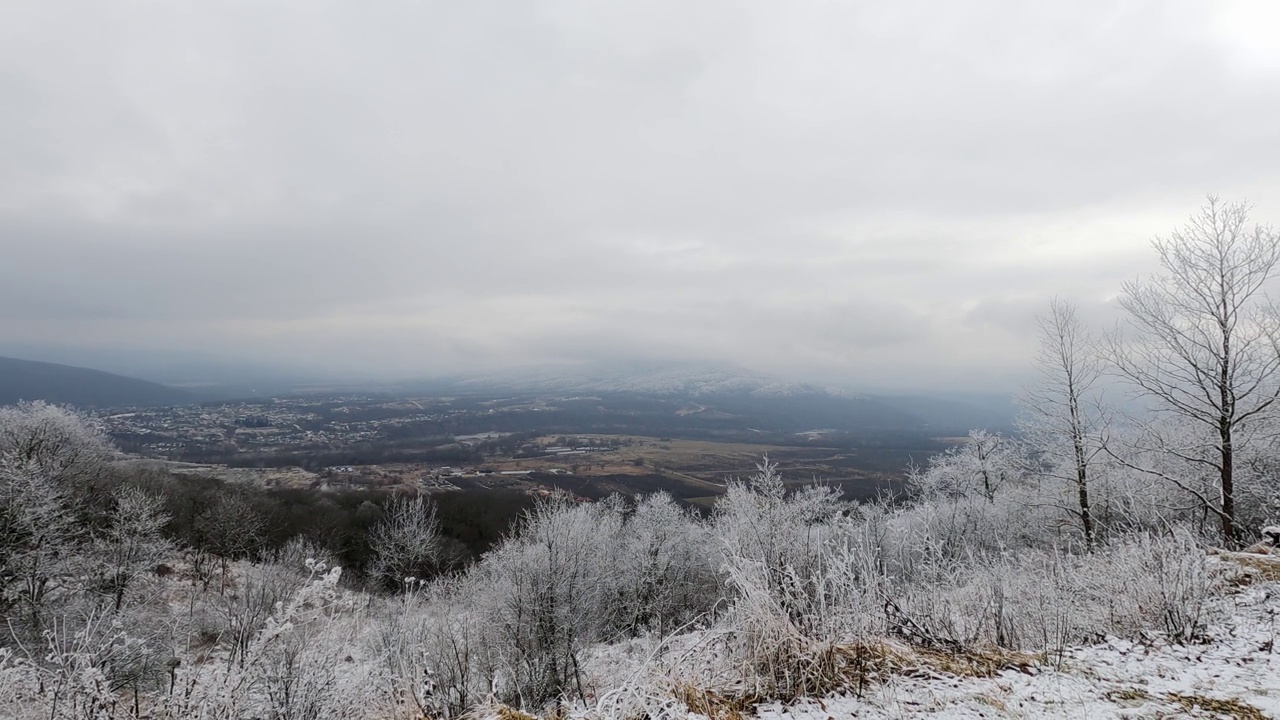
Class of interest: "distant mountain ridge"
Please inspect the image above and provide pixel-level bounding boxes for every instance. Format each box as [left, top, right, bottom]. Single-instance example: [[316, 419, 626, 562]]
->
[[437, 362, 1016, 435], [450, 362, 858, 398], [0, 356, 191, 409]]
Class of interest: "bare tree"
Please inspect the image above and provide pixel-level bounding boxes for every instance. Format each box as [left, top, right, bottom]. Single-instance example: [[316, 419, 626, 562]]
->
[[1110, 197, 1280, 545], [369, 494, 443, 590], [98, 486, 172, 611], [1020, 298, 1107, 550], [192, 492, 266, 590]]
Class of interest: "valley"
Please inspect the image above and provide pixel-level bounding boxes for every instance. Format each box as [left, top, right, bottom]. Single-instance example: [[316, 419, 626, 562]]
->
[[99, 389, 961, 503], [136, 433, 910, 507]]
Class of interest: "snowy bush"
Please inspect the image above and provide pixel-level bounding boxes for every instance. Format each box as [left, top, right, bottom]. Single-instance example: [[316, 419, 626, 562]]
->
[[368, 494, 444, 591], [372, 577, 497, 718], [158, 562, 381, 720]]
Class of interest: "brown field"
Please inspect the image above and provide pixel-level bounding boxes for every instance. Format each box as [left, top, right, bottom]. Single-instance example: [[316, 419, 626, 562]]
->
[[130, 434, 911, 503], [486, 434, 906, 502]]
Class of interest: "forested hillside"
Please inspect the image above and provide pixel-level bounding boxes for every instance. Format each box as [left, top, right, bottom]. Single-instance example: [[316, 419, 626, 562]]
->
[[0, 356, 191, 408]]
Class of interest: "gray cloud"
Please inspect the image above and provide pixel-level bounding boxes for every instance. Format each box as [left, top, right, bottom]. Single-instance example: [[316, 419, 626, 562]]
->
[[3, 0, 1280, 389]]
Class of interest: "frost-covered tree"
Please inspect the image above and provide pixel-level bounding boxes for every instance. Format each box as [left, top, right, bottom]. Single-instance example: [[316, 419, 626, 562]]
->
[[615, 492, 716, 636], [369, 494, 443, 590], [191, 491, 266, 589], [0, 403, 118, 629], [0, 402, 109, 476], [909, 430, 1021, 503], [1019, 298, 1108, 549], [0, 457, 79, 625], [97, 486, 172, 611], [1110, 197, 1280, 545], [0, 401, 112, 518]]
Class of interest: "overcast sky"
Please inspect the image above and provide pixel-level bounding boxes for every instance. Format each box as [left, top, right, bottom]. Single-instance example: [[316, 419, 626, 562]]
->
[[4, 1, 1280, 390]]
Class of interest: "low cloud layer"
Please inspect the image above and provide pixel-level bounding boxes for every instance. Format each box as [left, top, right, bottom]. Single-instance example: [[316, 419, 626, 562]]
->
[[4, 1, 1280, 389]]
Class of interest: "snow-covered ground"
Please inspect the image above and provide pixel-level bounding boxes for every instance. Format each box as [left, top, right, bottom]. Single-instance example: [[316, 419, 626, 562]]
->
[[756, 580, 1279, 719], [553, 563, 1280, 720]]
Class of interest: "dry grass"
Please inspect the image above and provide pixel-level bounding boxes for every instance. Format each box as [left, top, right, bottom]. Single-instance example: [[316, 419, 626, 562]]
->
[[1217, 551, 1280, 583], [907, 645, 1041, 679], [973, 694, 1007, 711], [1105, 687, 1152, 705], [677, 640, 1042, 718], [674, 683, 757, 720], [1105, 686, 1269, 719], [1165, 692, 1268, 720], [480, 705, 538, 720]]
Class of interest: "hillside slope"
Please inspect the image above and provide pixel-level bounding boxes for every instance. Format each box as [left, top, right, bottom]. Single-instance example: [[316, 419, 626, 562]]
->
[[0, 355, 191, 408], [567, 554, 1280, 720]]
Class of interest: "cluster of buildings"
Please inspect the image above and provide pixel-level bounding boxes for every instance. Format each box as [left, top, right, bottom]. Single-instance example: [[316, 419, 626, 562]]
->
[[94, 396, 449, 459]]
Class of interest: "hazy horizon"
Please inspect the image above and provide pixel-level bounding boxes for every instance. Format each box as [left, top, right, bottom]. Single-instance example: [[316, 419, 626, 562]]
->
[[0, 346, 1025, 398], [5, 1, 1280, 390]]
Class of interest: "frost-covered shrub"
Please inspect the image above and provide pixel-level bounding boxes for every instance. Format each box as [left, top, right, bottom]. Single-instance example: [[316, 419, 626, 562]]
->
[[715, 534, 884, 700], [713, 459, 843, 614], [373, 577, 497, 719], [699, 470, 1221, 703], [268, 536, 338, 579], [0, 606, 173, 720], [1233, 445, 1280, 538], [614, 492, 718, 637], [161, 561, 382, 720], [0, 648, 41, 718], [878, 488, 1062, 578], [1114, 530, 1213, 642], [707, 463, 885, 700], [367, 491, 718, 714], [470, 494, 627, 707], [214, 560, 310, 668], [884, 530, 1215, 657]]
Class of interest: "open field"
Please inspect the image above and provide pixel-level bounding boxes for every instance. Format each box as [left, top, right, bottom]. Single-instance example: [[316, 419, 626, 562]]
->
[[138, 433, 918, 504], [490, 434, 910, 501], [115, 458, 321, 488]]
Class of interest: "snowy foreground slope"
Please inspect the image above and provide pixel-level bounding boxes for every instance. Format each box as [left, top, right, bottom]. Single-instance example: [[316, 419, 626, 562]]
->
[[755, 582, 1279, 720], [482, 557, 1279, 720]]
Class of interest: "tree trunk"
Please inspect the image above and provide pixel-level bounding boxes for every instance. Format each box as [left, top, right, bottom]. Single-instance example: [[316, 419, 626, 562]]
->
[[1220, 308, 1237, 547], [1221, 423, 1236, 546], [1074, 437, 1094, 551], [1068, 389, 1095, 551]]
